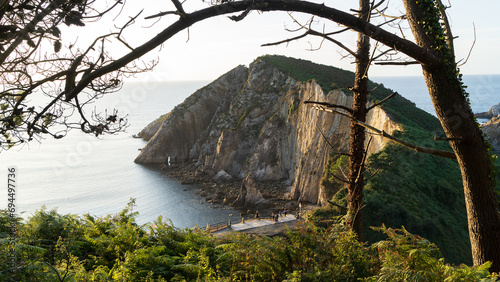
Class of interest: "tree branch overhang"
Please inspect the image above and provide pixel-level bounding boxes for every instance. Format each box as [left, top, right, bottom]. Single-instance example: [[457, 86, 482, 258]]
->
[[312, 106, 457, 160], [65, 0, 442, 101]]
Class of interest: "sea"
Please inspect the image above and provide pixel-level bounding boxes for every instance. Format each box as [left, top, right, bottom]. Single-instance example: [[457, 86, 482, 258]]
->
[[1, 74, 499, 227]]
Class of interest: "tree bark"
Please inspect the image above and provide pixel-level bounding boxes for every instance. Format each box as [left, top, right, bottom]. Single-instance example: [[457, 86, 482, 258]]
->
[[346, 0, 371, 238], [403, 0, 500, 272]]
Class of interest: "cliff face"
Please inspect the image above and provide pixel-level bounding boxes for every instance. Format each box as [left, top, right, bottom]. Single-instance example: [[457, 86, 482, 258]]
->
[[134, 65, 248, 163], [137, 113, 169, 141], [135, 58, 400, 205]]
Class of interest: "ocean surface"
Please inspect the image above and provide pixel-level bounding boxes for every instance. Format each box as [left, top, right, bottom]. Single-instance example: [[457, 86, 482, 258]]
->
[[373, 74, 500, 119], [1, 75, 499, 227]]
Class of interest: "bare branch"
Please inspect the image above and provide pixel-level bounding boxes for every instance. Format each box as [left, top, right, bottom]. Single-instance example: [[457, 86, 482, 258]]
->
[[315, 124, 351, 157], [84, 0, 124, 20], [304, 100, 353, 114], [312, 106, 457, 159], [307, 29, 358, 57], [366, 92, 397, 111], [329, 171, 350, 184], [64, 0, 441, 102], [354, 136, 373, 184], [261, 32, 309, 47], [229, 6, 253, 21], [171, 0, 187, 16], [375, 9, 406, 20], [145, 11, 183, 19], [364, 168, 381, 182], [117, 9, 144, 39], [434, 135, 463, 142], [372, 0, 387, 11], [374, 61, 419, 65], [328, 200, 348, 210], [457, 23, 476, 67], [338, 165, 349, 180]]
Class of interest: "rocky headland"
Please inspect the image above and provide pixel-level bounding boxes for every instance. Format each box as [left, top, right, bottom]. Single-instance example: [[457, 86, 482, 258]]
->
[[134, 55, 478, 264], [135, 56, 400, 212]]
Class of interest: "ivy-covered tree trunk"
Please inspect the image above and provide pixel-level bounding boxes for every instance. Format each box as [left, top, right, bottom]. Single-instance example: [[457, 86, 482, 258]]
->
[[403, 0, 500, 272], [346, 0, 371, 238]]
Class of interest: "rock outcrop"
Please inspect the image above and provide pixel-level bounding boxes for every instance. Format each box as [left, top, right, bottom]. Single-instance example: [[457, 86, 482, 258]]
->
[[482, 116, 500, 153], [135, 57, 401, 205], [233, 174, 267, 207], [475, 103, 500, 120], [214, 170, 233, 184], [134, 65, 248, 163], [476, 103, 500, 153], [137, 113, 169, 141]]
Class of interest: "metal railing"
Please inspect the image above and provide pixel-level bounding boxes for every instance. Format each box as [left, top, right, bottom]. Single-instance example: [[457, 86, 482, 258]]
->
[[204, 220, 231, 233]]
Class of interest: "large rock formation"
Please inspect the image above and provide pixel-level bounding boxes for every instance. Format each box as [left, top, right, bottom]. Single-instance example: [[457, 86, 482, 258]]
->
[[135, 57, 400, 205], [475, 102, 500, 120], [476, 103, 500, 153], [134, 65, 248, 163], [482, 116, 500, 153], [136, 113, 169, 141]]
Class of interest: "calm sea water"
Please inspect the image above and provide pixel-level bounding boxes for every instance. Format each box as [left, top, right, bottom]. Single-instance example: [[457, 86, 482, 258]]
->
[[0, 80, 241, 228], [1, 75, 499, 227], [373, 74, 500, 117]]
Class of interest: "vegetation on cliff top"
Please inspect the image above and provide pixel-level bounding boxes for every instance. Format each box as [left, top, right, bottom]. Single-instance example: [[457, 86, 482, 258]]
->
[[2, 202, 497, 281], [260, 55, 440, 132], [3, 55, 499, 279], [259, 55, 475, 265]]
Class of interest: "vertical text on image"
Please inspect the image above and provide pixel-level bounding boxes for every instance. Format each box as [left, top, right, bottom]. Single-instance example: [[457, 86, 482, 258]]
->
[[7, 167, 17, 277]]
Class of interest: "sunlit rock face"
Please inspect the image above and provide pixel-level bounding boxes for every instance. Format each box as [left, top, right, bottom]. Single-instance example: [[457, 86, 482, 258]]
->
[[134, 65, 248, 164], [135, 57, 399, 205], [482, 116, 500, 153]]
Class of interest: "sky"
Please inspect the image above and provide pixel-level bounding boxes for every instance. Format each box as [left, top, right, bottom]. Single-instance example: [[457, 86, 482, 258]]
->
[[71, 0, 500, 81]]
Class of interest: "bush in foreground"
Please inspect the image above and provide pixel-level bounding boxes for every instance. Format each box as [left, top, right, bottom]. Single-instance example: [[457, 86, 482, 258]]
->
[[1, 201, 498, 281]]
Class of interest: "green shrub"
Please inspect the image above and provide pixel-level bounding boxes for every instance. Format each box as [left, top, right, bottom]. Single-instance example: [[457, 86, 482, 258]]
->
[[2, 203, 498, 281]]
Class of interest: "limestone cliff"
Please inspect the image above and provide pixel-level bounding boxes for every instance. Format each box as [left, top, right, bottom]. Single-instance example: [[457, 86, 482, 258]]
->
[[135, 57, 400, 205]]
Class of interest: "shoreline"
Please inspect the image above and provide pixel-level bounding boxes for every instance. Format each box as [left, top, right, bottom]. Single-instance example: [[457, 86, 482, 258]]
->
[[160, 162, 311, 220]]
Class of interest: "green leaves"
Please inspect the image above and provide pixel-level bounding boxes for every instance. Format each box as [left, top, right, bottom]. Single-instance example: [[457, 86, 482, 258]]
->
[[54, 40, 61, 52], [1, 201, 497, 281], [64, 11, 85, 27], [368, 225, 498, 281]]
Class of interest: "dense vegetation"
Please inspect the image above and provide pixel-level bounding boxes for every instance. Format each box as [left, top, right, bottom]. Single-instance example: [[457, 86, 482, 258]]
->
[[1, 202, 498, 281], [4, 55, 499, 279], [260, 55, 500, 265]]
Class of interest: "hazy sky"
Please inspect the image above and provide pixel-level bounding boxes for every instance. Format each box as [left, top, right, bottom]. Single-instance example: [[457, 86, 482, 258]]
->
[[76, 0, 500, 81]]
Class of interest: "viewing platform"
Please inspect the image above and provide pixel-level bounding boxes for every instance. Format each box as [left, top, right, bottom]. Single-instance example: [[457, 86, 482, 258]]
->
[[206, 214, 300, 236]]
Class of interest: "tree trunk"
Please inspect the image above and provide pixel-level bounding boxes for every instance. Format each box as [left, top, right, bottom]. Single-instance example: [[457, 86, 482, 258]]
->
[[423, 65, 500, 271], [346, 0, 371, 238], [403, 0, 500, 272]]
